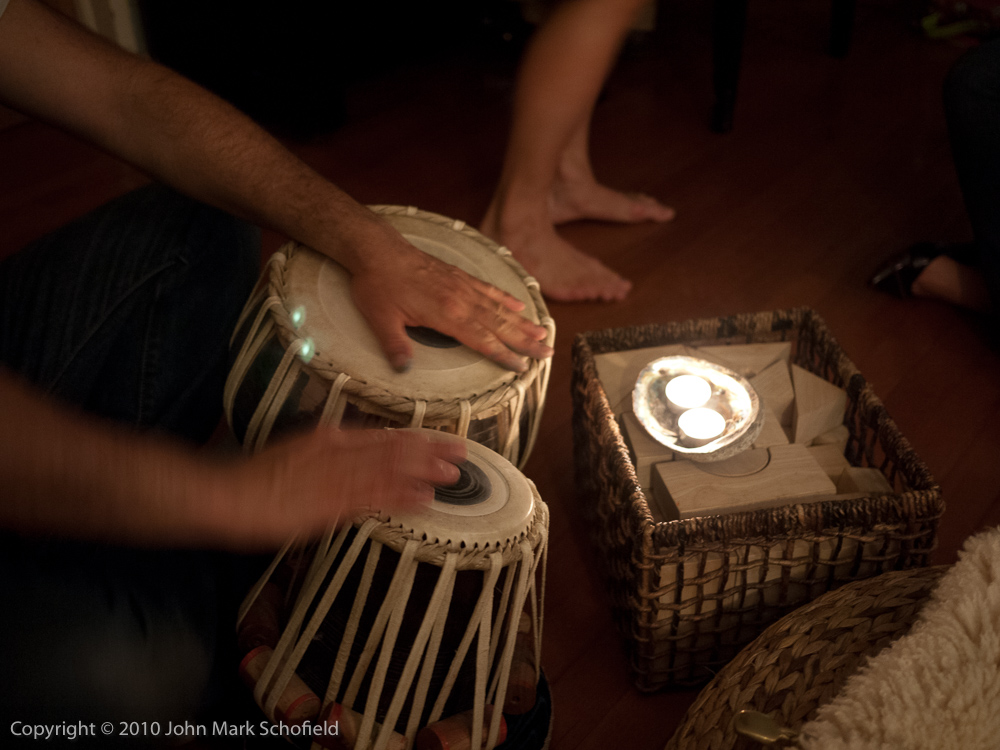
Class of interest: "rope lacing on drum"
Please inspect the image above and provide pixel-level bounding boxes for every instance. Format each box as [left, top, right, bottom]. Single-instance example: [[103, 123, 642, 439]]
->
[[262, 520, 376, 722], [237, 499, 549, 749], [223, 295, 284, 432], [229, 251, 287, 348], [502, 380, 528, 465], [457, 400, 472, 439], [409, 400, 427, 429], [320, 372, 352, 428], [244, 336, 310, 454]]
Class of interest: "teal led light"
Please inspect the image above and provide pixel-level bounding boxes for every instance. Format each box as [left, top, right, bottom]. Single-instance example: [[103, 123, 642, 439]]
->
[[290, 305, 306, 329], [299, 338, 315, 365]]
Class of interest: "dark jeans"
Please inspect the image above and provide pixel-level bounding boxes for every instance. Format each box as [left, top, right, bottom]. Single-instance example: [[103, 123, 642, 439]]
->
[[0, 185, 262, 741], [944, 37, 1000, 326]]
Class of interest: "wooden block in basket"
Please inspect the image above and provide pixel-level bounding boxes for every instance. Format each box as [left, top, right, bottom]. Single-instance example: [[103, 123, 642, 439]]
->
[[752, 406, 790, 448], [650, 444, 836, 521], [792, 363, 848, 444], [811, 423, 850, 452], [808, 443, 852, 480], [695, 341, 791, 378], [750, 360, 795, 428], [837, 466, 893, 494]]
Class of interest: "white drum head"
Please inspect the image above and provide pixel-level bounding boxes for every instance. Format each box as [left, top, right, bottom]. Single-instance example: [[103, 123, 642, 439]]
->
[[380, 434, 536, 551], [282, 207, 540, 404]]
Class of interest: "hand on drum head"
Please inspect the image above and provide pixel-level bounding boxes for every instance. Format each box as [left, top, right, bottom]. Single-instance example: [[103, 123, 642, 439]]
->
[[349, 229, 553, 372], [220, 428, 466, 549]]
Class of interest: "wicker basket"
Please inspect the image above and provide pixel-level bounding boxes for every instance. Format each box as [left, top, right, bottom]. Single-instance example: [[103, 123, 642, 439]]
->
[[664, 565, 948, 750], [570, 307, 943, 691]]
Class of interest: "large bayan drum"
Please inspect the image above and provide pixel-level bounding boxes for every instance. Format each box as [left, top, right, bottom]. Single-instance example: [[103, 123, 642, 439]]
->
[[223, 205, 554, 469], [237, 434, 551, 750]]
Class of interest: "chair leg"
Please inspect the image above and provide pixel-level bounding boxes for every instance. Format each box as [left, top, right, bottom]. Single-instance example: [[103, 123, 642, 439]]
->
[[712, 0, 749, 133], [830, 0, 855, 58]]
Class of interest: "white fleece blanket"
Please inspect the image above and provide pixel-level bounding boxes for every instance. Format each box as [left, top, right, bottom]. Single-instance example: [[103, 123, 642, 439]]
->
[[796, 527, 1000, 750]]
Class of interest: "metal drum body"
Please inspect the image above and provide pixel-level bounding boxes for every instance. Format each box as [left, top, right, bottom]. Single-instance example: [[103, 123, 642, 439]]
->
[[238, 435, 550, 750], [223, 205, 554, 468]]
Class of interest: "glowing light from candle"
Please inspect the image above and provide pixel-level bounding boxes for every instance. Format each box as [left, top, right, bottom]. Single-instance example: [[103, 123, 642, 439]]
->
[[633, 355, 761, 456], [678, 407, 726, 442], [665, 374, 712, 412]]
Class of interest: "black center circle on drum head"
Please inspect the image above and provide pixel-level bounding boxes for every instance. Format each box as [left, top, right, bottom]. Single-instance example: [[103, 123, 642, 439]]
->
[[390, 430, 535, 549], [433, 460, 492, 506], [405, 326, 461, 349]]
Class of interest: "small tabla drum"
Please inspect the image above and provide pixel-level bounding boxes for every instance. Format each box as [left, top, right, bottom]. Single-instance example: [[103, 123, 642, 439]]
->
[[223, 205, 555, 469], [236, 433, 551, 750]]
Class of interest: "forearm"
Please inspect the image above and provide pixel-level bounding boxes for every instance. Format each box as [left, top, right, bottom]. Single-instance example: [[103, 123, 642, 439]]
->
[[0, 0, 391, 275], [0, 0, 553, 372], [0, 369, 233, 547], [110, 64, 393, 273]]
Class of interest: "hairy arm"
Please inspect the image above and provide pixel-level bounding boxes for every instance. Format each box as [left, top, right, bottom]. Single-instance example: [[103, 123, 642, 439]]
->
[[0, 0, 552, 371], [0, 368, 465, 549], [0, 1, 536, 544]]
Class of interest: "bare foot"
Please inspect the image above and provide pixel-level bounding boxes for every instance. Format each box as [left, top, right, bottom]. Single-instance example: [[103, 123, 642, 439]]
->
[[549, 174, 675, 225], [481, 205, 632, 302]]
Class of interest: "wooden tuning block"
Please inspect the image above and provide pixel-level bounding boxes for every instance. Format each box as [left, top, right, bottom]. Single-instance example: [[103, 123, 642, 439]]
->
[[503, 610, 538, 715], [836, 466, 894, 495], [651, 443, 836, 521], [791, 364, 847, 445]]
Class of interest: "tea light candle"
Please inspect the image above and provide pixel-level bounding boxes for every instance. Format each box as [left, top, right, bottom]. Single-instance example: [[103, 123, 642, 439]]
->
[[665, 374, 713, 413], [678, 407, 726, 447]]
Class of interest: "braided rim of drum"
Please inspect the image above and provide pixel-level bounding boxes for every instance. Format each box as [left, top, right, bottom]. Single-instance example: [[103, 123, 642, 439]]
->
[[361, 485, 550, 568], [663, 565, 948, 750], [570, 307, 945, 691], [267, 205, 555, 425]]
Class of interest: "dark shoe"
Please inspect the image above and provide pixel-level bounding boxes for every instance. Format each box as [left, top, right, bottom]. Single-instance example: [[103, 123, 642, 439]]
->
[[870, 242, 946, 298], [871, 241, 979, 298]]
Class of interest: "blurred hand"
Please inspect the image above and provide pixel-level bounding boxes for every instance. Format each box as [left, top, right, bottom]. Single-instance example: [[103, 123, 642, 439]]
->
[[221, 428, 466, 548], [349, 222, 553, 373]]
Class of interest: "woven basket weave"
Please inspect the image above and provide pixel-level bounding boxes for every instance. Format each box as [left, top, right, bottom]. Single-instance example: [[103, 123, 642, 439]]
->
[[664, 565, 948, 750], [570, 308, 943, 691]]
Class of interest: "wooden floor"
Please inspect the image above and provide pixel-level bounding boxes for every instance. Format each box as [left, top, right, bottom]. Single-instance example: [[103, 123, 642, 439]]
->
[[2, 0, 999, 748]]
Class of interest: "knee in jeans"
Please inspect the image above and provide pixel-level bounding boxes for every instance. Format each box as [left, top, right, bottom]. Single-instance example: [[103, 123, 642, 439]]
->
[[194, 210, 261, 303], [84, 634, 214, 724], [172, 197, 261, 305], [119, 184, 261, 304]]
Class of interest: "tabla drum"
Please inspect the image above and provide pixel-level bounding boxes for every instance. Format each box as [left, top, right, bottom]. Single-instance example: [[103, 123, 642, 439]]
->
[[223, 205, 555, 468], [237, 433, 551, 750]]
